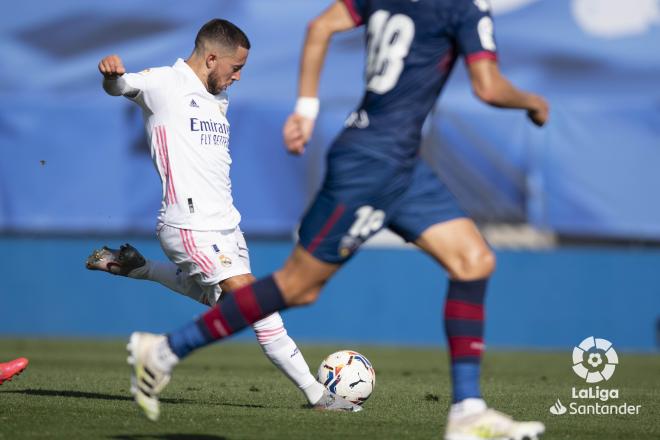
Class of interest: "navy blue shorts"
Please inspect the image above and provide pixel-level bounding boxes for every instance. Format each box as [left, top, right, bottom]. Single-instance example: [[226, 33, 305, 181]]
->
[[298, 146, 466, 264]]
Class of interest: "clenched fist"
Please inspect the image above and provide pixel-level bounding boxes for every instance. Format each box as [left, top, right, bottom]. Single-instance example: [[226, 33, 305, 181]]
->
[[527, 95, 549, 127], [283, 113, 315, 155], [98, 54, 126, 79]]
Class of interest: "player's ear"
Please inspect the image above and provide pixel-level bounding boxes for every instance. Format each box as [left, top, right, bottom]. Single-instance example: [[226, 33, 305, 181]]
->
[[205, 53, 216, 69]]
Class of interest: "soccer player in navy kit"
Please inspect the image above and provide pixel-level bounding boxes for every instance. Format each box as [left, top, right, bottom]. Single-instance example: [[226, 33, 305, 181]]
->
[[128, 1, 548, 438]]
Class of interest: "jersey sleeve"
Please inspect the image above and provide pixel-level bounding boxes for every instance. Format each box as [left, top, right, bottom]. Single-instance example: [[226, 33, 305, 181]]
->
[[341, 0, 368, 26], [121, 67, 177, 112], [455, 0, 498, 64]]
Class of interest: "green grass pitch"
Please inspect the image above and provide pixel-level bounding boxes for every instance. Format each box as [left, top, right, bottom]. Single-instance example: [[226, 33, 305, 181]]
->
[[0, 340, 658, 439]]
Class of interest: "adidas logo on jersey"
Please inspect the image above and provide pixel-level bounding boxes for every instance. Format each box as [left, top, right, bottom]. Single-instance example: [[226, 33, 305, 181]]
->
[[189, 99, 199, 108]]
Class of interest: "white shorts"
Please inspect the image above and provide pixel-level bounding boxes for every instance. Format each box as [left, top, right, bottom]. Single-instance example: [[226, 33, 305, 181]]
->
[[157, 224, 251, 304]]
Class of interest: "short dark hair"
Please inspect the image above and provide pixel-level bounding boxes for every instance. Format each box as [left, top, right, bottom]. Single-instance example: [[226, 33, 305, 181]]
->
[[194, 19, 251, 53]]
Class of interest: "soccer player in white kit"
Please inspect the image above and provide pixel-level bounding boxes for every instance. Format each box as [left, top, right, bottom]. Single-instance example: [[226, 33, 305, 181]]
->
[[91, 19, 350, 415]]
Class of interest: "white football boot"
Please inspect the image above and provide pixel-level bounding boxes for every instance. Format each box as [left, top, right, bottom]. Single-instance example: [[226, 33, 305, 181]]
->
[[313, 388, 363, 412], [445, 398, 545, 440], [126, 332, 177, 421]]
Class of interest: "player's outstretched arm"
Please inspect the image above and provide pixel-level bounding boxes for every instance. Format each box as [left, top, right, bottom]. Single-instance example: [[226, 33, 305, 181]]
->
[[467, 59, 549, 127], [98, 54, 139, 98], [283, 1, 357, 154]]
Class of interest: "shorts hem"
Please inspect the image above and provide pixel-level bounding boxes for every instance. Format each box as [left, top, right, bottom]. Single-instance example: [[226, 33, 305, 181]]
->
[[198, 266, 251, 287]]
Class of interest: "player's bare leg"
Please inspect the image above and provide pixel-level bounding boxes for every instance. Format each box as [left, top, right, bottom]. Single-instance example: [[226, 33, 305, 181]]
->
[[127, 246, 359, 419], [89, 242, 335, 407], [273, 245, 339, 306], [89, 243, 349, 411], [414, 218, 495, 281], [415, 218, 544, 440], [208, 246, 361, 412], [220, 273, 329, 408], [87, 242, 344, 410], [274, 247, 363, 411]]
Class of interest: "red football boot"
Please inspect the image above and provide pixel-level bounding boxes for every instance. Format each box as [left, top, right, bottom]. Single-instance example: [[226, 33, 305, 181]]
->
[[0, 357, 29, 385]]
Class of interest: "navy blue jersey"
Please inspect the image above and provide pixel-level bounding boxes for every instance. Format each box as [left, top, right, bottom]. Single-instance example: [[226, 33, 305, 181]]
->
[[336, 0, 497, 164]]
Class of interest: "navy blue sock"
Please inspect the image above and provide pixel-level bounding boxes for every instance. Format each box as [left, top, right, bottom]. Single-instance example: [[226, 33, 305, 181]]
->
[[167, 321, 208, 359], [444, 278, 488, 403], [167, 275, 286, 359]]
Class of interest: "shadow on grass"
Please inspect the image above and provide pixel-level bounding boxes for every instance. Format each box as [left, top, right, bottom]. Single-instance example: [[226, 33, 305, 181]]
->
[[213, 402, 265, 409], [110, 435, 227, 440], [1, 388, 192, 404]]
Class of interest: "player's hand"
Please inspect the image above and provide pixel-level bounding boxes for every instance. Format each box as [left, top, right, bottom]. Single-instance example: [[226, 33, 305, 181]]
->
[[283, 113, 315, 155], [98, 55, 126, 79], [527, 95, 549, 127]]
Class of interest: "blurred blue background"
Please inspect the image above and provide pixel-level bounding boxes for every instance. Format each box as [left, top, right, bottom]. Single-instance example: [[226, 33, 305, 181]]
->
[[2, 238, 659, 351], [1, 0, 659, 350]]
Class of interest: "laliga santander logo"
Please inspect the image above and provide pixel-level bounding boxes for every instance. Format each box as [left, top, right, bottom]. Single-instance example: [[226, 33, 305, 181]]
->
[[548, 336, 642, 416], [572, 336, 618, 383]]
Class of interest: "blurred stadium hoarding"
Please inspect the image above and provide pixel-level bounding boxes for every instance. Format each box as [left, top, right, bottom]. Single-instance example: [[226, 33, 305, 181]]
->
[[1, 237, 659, 350], [1, 0, 659, 241]]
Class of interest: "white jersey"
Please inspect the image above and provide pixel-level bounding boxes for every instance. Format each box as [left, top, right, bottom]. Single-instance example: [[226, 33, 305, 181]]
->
[[122, 58, 240, 231]]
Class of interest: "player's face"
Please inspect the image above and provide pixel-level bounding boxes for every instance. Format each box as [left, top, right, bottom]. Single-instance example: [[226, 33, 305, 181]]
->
[[207, 46, 249, 95]]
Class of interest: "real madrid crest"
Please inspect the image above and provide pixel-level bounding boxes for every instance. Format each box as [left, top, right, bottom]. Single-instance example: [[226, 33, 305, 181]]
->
[[219, 254, 232, 267]]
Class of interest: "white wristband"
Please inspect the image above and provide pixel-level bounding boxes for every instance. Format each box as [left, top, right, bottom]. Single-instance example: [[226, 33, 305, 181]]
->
[[295, 97, 320, 120]]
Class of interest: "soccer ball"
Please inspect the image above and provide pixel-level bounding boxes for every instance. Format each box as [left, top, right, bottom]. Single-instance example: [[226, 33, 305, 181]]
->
[[317, 350, 375, 405]]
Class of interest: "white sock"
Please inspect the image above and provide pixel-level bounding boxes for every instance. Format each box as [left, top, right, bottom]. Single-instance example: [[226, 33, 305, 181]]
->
[[128, 260, 179, 288], [128, 260, 209, 305], [448, 398, 487, 420], [253, 313, 324, 405], [130, 263, 324, 402]]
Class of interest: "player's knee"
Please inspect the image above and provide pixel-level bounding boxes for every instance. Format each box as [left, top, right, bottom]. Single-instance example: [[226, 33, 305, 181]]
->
[[451, 247, 496, 280], [274, 268, 327, 306], [480, 249, 496, 276], [299, 286, 323, 305], [286, 285, 324, 306]]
